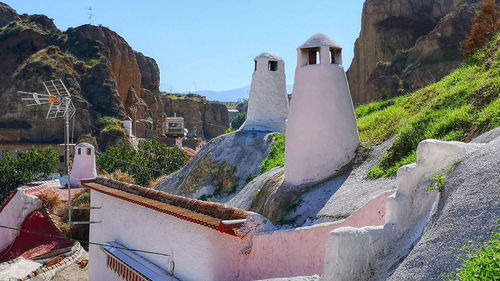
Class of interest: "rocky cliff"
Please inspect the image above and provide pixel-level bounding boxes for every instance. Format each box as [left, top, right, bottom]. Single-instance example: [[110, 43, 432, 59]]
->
[[347, 0, 481, 105], [0, 3, 228, 147]]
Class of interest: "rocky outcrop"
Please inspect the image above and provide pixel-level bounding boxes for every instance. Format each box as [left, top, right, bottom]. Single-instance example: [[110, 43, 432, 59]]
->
[[347, 0, 480, 104], [162, 94, 229, 139], [156, 131, 275, 199], [0, 2, 19, 28], [135, 51, 160, 91], [0, 4, 169, 146]]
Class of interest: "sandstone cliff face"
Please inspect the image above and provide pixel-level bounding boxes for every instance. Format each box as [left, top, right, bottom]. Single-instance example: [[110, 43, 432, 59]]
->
[[135, 51, 160, 92], [0, 3, 228, 145], [347, 0, 480, 104], [0, 4, 164, 146], [162, 94, 229, 139]]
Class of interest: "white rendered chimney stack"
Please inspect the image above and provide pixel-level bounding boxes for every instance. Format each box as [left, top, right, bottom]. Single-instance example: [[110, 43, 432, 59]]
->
[[284, 34, 359, 185], [241, 52, 289, 132], [70, 142, 98, 187]]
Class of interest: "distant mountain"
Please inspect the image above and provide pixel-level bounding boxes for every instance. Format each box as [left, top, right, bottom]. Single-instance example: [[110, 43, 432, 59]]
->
[[186, 84, 293, 102]]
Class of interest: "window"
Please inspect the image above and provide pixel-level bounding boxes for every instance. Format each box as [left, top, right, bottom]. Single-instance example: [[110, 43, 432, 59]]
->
[[87, 148, 92, 155], [254, 60, 257, 72], [268, 61, 278, 71], [78, 148, 81, 155], [303, 48, 320, 65], [330, 47, 341, 64]]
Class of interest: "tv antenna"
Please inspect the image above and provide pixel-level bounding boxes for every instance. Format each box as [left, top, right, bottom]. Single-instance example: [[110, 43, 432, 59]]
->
[[86, 7, 93, 25], [19, 79, 77, 223]]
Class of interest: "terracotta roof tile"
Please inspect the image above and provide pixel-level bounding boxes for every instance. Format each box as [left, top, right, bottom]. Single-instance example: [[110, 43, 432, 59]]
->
[[83, 178, 255, 236]]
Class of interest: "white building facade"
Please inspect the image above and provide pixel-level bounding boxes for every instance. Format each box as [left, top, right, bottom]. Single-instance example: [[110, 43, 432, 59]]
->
[[284, 34, 359, 185], [241, 53, 289, 132]]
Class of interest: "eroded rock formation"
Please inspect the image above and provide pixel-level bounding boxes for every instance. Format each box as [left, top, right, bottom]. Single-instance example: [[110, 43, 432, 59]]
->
[[0, 3, 228, 146], [347, 0, 480, 104]]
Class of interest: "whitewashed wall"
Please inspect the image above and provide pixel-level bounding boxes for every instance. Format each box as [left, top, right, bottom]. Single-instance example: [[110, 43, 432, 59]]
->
[[322, 139, 482, 280], [0, 187, 43, 251], [285, 43, 359, 185], [89, 190, 249, 281], [242, 53, 289, 133]]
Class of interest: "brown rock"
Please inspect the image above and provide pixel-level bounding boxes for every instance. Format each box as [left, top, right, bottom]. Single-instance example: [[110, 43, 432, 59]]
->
[[347, 0, 480, 105], [135, 51, 160, 91]]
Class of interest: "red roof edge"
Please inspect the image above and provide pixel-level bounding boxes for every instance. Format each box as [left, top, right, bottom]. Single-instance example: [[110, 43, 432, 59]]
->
[[82, 178, 256, 238]]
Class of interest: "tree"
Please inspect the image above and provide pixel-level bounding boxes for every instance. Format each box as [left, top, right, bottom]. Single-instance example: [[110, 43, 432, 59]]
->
[[231, 112, 247, 130], [0, 146, 59, 201], [97, 139, 189, 186], [461, 0, 500, 57]]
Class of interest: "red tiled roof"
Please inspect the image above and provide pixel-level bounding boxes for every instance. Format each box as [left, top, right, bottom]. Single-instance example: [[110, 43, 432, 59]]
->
[[83, 178, 254, 236]]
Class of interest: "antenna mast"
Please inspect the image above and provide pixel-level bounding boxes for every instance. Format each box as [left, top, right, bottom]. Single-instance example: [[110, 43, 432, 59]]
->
[[19, 79, 76, 223], [86, 7, 93, 25]]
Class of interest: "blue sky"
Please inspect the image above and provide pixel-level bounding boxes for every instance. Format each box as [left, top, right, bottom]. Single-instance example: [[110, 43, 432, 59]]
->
[[7, 1, 365, 93]]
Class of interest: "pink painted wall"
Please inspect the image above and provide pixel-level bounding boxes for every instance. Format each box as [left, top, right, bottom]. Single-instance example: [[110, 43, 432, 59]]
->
[[240, 190, 394, 280]]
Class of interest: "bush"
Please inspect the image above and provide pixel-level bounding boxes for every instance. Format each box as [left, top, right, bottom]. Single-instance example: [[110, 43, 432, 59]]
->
[[231, 112, 246, 130], [97, 139, 189, 186], [461, 0, 499, 57], [0, 146, 59, 201], [37, 189, 62, 208], [261, 133, 285, 173]]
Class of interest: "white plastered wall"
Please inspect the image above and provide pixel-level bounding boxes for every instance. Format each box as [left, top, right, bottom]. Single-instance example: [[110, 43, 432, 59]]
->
[[0, 187, 44, 251], [242, 53, 289, 133], [70, 143, 97, 187], [89, 191, 250, 281], [284, 46, 359, 185], [322, 139, 483, 280]]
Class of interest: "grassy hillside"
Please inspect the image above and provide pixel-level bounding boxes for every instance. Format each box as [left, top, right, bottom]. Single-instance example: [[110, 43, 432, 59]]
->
[[359, 34, 500, 177]]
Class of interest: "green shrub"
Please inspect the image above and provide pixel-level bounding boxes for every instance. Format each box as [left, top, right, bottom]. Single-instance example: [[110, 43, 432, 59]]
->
[[261, 133, 285, 173], [231, 113, 246, 130], [97, 139, 189, 186], [448, 221, 500, 280], [0, 147, 59, 201]]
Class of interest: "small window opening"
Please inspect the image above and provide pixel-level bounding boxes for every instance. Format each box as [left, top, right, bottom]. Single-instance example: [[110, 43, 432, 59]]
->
[[306, 48, 320, 65], [87, 148, 91, 155], [330, 47, 341, 64], [78, 148, 81, 155], [254, 60, 257, 72], [268, 61, 278, 71]]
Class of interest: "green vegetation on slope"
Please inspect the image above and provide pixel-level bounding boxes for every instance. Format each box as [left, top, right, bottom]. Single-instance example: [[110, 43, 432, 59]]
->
[[361, 34, 500, 177], [261, 133, 285, 173], [448, 221, 500, 280]]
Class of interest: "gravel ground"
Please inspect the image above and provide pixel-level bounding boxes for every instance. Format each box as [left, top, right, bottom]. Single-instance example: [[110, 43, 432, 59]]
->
[[387, 131, 500, 280], [50, 250, 89, 281]]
